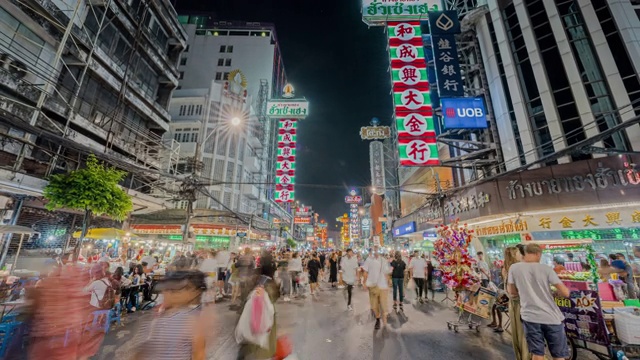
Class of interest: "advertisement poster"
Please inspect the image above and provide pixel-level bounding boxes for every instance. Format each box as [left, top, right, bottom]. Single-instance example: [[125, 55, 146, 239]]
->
[[556, 290, 609, 346], [459, 287, 497, 319]]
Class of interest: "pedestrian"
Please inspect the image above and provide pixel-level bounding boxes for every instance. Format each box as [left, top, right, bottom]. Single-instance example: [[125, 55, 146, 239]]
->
[[476, 251, 490, 288], [329, 253, 338, 288], [340, 248, 359, 311], [611, 253, 637, 299], [362, 246, 391, 329], [390, 252, 406, 312], [307, 252, 322, 296], [288, 252, 303, 298], [319, 252, 326, 281], [132, 270, 209, 360], [408, 250, 428, 304], [507, 243, 570, 360], [278, 252, 291, 302]]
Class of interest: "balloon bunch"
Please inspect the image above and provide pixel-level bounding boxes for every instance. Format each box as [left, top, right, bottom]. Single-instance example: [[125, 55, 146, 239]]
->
[[432, 219, 478, 292]]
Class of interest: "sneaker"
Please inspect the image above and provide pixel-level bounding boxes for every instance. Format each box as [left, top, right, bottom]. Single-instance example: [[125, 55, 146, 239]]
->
[[348, 305, 353, 311], [374, 318, 381, 329], [487, 323, 497, 328], [399, 304, 404, 312], [419, 298, 424, 304], [284, 296, 291, 302], [393, 304, 398, 311], [338, 285, 345, 289], [494, 327, 504, 333]]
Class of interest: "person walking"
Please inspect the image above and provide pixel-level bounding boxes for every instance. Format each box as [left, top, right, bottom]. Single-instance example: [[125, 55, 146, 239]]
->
[[307, 252, 322, 296], [390, 252, 406, 312], [340, 248, 359, 311], [408, 250, 428, 304], [508, 243, 570, 360], [476, 251, 490, 288], [288, 252, 303, 298], [329, 253, 339, 288], [362, 246, 391, 329]]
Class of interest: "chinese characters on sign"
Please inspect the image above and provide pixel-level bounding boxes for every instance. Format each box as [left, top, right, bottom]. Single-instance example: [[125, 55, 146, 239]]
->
[[535, 209, 640, 231], [370, 141, 386, 195], [428, 11, 464, 98], [389, 22, 439, 166], [275, 119, 297, 203]]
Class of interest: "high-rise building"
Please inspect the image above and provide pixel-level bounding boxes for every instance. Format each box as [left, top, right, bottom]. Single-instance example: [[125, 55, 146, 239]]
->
[[476, 0, 640, 170], [0, 0, 186, 253], [173, 16, 288, 218]]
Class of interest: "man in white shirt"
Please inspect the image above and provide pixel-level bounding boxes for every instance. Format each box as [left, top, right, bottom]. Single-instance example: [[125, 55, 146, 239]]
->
[[409, 251, 428, 303], [362, 246, 391, 329], [508, 243, 570, 360], [340, 248, 359, 311]]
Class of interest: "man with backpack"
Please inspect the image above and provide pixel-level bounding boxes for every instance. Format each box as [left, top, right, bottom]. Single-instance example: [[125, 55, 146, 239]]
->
[[86, 266, 116, 309]]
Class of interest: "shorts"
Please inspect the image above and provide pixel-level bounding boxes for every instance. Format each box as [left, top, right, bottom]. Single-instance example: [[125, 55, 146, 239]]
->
[[309, 272, 318, 284], [522, 320, 569, 358], [217, 268, 226, 281]]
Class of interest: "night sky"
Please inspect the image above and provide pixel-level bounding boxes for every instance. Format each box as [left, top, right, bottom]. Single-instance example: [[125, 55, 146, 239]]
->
[[174, 0, 392, 224]]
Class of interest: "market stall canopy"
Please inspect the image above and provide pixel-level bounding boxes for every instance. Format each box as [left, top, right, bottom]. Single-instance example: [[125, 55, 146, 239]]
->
[[72, 228, 134, 240], [0, 225, 38, 235]]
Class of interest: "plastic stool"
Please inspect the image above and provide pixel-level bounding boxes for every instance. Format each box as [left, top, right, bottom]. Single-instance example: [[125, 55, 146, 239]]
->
[[0, 322, 21, 357]]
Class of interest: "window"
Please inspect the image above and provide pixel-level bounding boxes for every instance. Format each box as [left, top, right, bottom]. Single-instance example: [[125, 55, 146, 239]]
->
[[223, 72, 229, 80], [217, 58, 224, 66], [179, 105, 185, 116], [214, 159, 225, 181], [227, 45, 233, 53], [176, 86, 182, 90], [229, 134, 237, 158], [217, 135, 228, 156], [220, 45, 226, 52], [179, 71, 184, 79], [223, 192, 232, 207], [180, 57, 187, 66], [215, 72, 222, 80], [225, 163, 235, 183], [185, 45, 190, 52], [225, 58, 232, 66], [196, 105, 202, 115], [236, 165, 243, 190]]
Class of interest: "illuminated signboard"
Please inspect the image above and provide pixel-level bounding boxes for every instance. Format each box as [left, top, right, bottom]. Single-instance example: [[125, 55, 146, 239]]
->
[[362, 0, 440, 26], [441, 97, 488, 129], [275, 119, 297, 203], [389, 22, 439, 166]]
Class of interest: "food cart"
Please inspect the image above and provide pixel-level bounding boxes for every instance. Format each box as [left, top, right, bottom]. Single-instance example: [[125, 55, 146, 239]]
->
[[532, 239, 640, 359]]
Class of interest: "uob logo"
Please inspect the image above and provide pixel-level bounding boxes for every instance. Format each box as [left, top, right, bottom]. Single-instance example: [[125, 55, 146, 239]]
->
[[446, 107, 483, 118]]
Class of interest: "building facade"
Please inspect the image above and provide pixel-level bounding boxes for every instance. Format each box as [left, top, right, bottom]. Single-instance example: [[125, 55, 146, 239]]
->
[[0, 0, 186, 255]]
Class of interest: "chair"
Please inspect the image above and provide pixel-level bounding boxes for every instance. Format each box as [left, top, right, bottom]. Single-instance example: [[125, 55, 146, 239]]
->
[[87, 305, 121, 334]]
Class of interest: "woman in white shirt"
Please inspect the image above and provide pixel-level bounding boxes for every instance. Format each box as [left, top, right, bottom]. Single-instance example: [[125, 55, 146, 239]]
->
[[288, 252, 303, 298]]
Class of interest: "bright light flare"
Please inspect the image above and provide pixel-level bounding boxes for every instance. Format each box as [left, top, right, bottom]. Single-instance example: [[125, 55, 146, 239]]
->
[[231, 117, 241, 126]]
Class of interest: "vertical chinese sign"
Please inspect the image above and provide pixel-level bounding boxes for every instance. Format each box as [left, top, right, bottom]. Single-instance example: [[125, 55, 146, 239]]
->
[[275, 119, 297, 202], [389, 21, 440, 166], [429, 11, 463, 98]]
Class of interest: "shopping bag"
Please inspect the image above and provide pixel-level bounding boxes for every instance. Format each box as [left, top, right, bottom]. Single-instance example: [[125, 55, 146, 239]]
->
[[407, 278, 416, 290], [235, 288, 275, 349], [275, 335, 293, 360]]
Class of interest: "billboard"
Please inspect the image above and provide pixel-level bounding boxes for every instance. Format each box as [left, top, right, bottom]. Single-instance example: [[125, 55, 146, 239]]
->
[[294, 217, 311, 224], [388, 21, 439, 167], [362, 0, 440, 25], [345, 196, 363, 204], [393, 221, 416, 236], [369, 141, 386, 195], [275, 119, 297, 203], [429, 11, 464, 98], [267, 101, 309, 118], [441, 97, 488, 129], [360, 126, 391, 140]]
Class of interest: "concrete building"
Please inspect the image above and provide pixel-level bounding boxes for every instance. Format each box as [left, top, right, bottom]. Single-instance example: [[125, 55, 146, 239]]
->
[[0, 0, 186, 254]]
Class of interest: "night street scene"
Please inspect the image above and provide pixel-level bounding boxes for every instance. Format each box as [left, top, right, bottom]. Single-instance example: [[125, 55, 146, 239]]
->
[[1, 0, 640, 359]]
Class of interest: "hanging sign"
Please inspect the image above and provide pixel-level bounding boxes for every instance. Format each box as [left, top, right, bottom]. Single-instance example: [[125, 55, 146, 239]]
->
[[429, 11, 464, 98], [360, 126, 391, 140], [370, 141, 386, 195], [275, 118, 298, 202], [362, 0, 440, 26], [267, 101, 309, 118]]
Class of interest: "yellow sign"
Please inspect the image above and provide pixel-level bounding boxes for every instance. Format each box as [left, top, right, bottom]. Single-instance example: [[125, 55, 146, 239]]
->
[[282, 83, 295, 98], [474, 220, 528, 236]]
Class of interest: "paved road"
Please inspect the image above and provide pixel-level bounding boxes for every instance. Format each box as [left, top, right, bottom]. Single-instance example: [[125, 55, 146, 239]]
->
[[96, 283, 521, 360]]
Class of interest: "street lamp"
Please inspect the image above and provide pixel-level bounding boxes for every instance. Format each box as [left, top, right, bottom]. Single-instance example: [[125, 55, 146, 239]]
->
[[230, 117, 242, 126]]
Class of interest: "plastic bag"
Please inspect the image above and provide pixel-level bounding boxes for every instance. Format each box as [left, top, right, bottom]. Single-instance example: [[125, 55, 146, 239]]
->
[[235, 288, 275, 349], [407, 278, 416, 290]]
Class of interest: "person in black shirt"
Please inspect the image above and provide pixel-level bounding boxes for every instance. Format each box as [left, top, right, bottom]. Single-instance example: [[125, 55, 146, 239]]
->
[[391, 252, 406, 312], [319, 252, 326, 282], [329, 253, 339, 287], [307, 253, 322, 296]]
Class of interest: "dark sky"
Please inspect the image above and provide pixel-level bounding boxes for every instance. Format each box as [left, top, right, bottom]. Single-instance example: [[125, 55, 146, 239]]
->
[[174, 0, 392, 224]]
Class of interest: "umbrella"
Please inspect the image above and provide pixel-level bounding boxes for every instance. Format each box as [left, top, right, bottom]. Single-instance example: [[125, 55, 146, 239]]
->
[[0, 226, 39, 274], [72, 228, 134, 240]]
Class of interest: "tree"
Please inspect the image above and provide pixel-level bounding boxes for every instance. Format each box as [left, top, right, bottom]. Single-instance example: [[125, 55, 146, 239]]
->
[[43, 154, 133, 259], [286, 238, 297, 249]]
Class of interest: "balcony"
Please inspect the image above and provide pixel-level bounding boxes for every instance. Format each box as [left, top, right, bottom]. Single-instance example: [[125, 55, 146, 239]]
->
[[244, 155, 260, 173]]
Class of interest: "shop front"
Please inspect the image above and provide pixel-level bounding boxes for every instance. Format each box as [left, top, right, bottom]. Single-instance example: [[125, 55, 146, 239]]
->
[[392, 155, 640, 263]]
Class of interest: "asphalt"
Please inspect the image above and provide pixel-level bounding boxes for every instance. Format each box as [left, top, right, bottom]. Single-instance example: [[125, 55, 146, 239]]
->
[[95, 283, 599, 360]]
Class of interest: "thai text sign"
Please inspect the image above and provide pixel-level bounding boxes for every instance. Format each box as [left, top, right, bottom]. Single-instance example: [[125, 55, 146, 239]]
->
[[389, 21, 439, 166], [556, 290, 610, 346], [361, 126, 391, 140], [294, 217, 311, 224], [370, 141, 386, 195], [267, 101, 309, 118], [429, 11, 464, 98], [441, 97, 488, 129], [345, 195, 362, 204], [362, 0, 440, 25]]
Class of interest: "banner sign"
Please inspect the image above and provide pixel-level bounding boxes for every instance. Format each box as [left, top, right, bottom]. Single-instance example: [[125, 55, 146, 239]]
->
[[393, 221, 416, 236], [275, 119, 297, 202], [362, 0, 440, 25], [422, 34, 441, 112], [345, 195, 363, 204], [267, 101, 309, 118], [294, 217, 311, 224], [441, 97, 488, 129], [370, 141, 386, 195], [360, 126, 391, 140], [388, 21, 439, 167], [556, 290, 610, 346], [429, 11, 464, 98]]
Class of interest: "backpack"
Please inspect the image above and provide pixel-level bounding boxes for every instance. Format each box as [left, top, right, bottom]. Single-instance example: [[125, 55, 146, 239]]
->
[[96, 279, 116, 309]]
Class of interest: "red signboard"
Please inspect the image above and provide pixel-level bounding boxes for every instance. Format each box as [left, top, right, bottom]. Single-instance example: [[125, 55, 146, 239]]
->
[[294, 216, 311, 224], [345, 196, 362, 204]]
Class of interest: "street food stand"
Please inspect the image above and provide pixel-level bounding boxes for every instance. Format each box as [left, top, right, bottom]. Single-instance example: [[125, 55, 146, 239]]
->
[[0, 225, 39, 274], [534, 239, 640, 360]]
